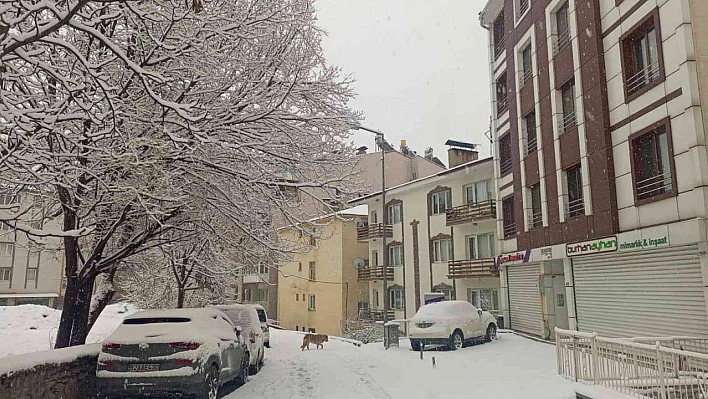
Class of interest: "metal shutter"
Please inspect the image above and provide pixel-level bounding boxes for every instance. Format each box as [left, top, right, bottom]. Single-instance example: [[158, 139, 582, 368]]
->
[[508, 262, 542, 335], [573, 244, 708, 338]]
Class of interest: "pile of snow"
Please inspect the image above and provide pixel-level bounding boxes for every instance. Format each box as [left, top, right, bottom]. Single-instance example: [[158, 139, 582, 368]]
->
[[0, 303, 137, 358], [0, 344, 101, 377]]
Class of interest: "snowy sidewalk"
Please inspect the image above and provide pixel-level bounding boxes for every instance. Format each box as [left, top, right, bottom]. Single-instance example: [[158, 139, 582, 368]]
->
[[230, 330, 579, 399]]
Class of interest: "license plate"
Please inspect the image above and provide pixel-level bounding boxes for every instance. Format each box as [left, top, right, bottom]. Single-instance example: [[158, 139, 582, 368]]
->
[[128, 363, 160, 372]]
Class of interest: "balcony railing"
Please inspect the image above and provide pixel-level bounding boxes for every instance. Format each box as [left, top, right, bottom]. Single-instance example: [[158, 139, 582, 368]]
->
[[357, 223, 393, 242], [519, 68, 533, 87], [516, 0, 529, 20], [357, 266, 394, 282], [529, 211, 543, 229], [553, 29, 571, 55], [636, 171, 672, 200], [494, 35, 506, 59], [448, 258, 499, 279], [503, 221, 516, 239], [497, 96, 509, 116], [627, 60, 660, 95], [446, 199, 496, 226], [368, 309, 396, 322], [566, 197, 584, 218], [525, 133, 538, 155], [560, 111, 577, 133], [500, 156, 513, 175]]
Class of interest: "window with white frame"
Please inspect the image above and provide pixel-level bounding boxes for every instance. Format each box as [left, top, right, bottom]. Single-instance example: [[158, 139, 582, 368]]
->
[[0, 268, 10, 281], [430, 190, 451, 215], [308, 295, 316, 310], [26, 268, 37, 282], [554, 2, 571, 55], [372, 250, 379, 267], [520, 43, 533, 86], [515, 0, 530, 21], [465, 180, 493, 205], [0, 243, 14, 256], [389, 245, 403, 266], [468, 288, 500, 313], [529, 184, 543, 229], [468, 233, 496, 259], [0, 223, 10, 231], [433, 239, 452, 262], [434, 286, 455, 301], [0, 194, 20, 205], [523, 111, 538, 155], [387, 203, 401, 224], [389, 288, 403, 310], [370, 211, 378, 224], [373, 289, 380, 307]]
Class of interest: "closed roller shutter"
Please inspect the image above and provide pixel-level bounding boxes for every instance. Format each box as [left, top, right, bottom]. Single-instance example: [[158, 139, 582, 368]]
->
[[508, 262, 542, 335], [573, 244, 708, 338]]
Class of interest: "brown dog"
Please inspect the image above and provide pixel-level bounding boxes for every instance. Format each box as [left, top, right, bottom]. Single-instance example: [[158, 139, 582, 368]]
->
[[301, 333, 329, 351]]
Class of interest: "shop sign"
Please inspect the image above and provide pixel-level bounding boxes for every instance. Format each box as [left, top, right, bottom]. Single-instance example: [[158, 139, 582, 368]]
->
[[619, 235, 669, 251], [496, 249, 531, 266], [540, 247, 553, 260], [566, 236, 618, 257]]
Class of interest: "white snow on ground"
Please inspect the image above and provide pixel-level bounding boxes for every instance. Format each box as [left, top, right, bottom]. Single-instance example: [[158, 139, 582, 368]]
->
[[229, 329, 580, 399], [0, 343, 101, 376], [0, 303, 137, 358]]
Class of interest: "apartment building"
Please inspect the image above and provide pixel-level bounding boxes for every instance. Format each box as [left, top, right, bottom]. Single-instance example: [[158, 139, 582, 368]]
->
[[481, 0, 708, 338], [277, 206, 369, 336], [255, 141, 446, 321], [351, 144, 499, 332], [0, 192, 64, 308]]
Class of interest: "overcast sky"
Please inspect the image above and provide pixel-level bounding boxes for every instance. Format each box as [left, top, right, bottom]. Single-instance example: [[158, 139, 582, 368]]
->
[[315, 0, 492, 166]]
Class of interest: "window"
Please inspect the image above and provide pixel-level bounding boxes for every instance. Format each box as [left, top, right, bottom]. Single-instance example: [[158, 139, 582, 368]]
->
[[387, 203, 401, 224], [516, 0, 530, 21], [0, 194, 20, 205], [296, 325, 299, 331], [258, 263, 268, 274], [433, 239, 452, 262], [308, 261, 316, 281], [631, 121, 674, 202], [520, 44, 533, 86], [529, 184, 543, 228], [493, 11, 506, 59], [434, 286, 454, 301], [252, 288, 267, 302], [373, 289, 380, 307], [370, 211, 378, 224], [389, 289, 403, 310], [296, 293, 299, 301], [26, 268, 37, 282], [308, 295, 316, 310], [389, 245, 403, 266], [560, 79, 576, 132], [0, 268, 10, 281], [469, 234, 496, 259], [496, 72, 508, 116], [554, 2, 570, 54], [0, 223, 10, 231], [499, 134, 513, 175], [0, 243, 14, 256], [372, 250, 379, 267], [466, 180, 492, 205], [358, 302, 369, 312], [524, 111, 537, 154], [468, 289, 500, 313], [298, 262, 302, 272], [308, 328, 316, 333], [621, 10, 663, 100], [430, 190, 451, 215], [566, 164, 584, 218], [502, 197, 516, 238], [309, 234, 316, 246]]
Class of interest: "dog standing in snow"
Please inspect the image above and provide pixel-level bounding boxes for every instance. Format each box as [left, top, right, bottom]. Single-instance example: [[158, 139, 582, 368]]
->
[[301, 333, 329, 350]]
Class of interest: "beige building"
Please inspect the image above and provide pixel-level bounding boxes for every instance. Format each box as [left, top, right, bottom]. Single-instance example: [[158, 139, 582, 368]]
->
[[277, 206, 370, 335]]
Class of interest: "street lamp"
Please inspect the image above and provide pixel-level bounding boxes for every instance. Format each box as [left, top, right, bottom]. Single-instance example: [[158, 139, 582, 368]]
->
[[352, 124, 389, 329]]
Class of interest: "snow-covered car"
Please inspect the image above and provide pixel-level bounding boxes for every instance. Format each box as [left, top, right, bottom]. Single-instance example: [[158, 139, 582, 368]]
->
[[95, 308, 250, 399], [408, 300, 497, 351], [214, 304, 265, 374], [250, 303, 270, 348]]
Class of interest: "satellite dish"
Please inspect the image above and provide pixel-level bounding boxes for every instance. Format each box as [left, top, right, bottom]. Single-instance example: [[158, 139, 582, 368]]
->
[[354, 217, 368, 228], [353, 257, 368, 270]]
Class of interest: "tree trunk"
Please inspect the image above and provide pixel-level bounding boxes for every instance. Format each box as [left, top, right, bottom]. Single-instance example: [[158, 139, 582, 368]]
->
[[87, 270, 117, 333], [177, 286, 185, 308], [55, 277, 78, 349], [69, 278, 96, 346]]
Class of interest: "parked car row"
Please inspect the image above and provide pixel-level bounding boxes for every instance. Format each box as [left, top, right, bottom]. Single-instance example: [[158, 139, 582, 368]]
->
[[96, 303, 269, 399]]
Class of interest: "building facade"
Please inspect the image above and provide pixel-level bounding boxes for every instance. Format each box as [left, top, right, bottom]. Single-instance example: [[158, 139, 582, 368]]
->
[[481, 0, 708, 338], [276, 207, 370, 335], [352, 147, 500, 332], [0, 192, 64, 308]]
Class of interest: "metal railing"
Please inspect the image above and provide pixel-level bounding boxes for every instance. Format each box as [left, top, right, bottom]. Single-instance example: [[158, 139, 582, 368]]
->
[[516, 0, 529, 20], [497, 96, 509, 116], [357, 266, 394, 282], [519, 68, 533, 87], [636, 172, 672, 200], [494, 35, 507, 59], [445, 199, 496, 226], [560, 111, 577, 133], [448, 258, 498, 279], [356, 223, 393, 242], [553, 29, 571, 55], [500, 156, 513, 175], [503, 221, 516, 238], [556, 328, 708, 399], [566, 197, 584, 218], [529, 211, 543, 228], [627, 61, 661, 95], [526, 133, 538, 155]]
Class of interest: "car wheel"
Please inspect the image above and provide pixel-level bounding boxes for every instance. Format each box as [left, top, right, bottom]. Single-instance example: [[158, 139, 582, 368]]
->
[[258, 350, 264, 367], [202, 365, 219, 399], [236, 354, 250, 386], [264, 341, 270, 348], [410, 339, 421, 351], [249, 353, 261, 375], [485, 324, 497, 342], [448, 330, 463, 351]]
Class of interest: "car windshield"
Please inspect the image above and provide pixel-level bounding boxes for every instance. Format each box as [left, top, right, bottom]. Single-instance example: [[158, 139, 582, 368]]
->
[[123, 317, 190, 325], [222, 310, 252, 328], [256, 310, 267, 323]]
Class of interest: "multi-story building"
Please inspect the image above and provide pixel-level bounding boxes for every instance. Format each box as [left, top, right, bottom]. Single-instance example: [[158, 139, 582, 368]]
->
[[352, 143, 499, 332], [0, 192, 64, 308], [256, 141, 446, 322], [481, 0, 708, 338], [276, 206, 370, 335]]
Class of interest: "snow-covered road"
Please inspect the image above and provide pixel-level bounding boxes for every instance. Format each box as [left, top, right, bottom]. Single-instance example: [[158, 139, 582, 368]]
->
[[227, 329, 579, 399]]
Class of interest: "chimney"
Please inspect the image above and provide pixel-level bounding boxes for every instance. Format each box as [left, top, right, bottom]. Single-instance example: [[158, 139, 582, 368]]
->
[[445, 140, 479, 168], [424, 147, 434, 161], [400, 140, 412, 156]]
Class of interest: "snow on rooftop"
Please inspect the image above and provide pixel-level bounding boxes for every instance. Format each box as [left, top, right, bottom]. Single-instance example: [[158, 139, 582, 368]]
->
[[336, 204, 367, 216]]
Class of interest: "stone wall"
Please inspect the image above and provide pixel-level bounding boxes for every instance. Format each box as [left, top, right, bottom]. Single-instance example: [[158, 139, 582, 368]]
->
[[0, 351, 98, 399]]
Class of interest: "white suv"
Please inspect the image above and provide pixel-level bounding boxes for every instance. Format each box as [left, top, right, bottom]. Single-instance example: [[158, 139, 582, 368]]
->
[[408, 300, 497, 351], [215, 304, 265, 374], [250, 304, 270, 348]]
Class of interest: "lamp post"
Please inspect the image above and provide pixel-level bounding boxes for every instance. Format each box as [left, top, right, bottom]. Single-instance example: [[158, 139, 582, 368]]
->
[[352, 125, 389, 330]]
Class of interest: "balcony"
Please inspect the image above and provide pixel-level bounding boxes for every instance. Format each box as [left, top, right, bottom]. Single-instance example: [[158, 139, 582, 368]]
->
[[553, 29, 571, 55], [356, 223, 393, 242], [446, 200, 496, 226], [627, 60, 660, 96], [559, 111, 577, 133], [369, 309, 396, 322], [518, 68, 533, 87], [357, 266, 394, 282], [503, 221, 516, 239], [497, 96, 509, 116], [494, 35, 506, 59], [448, 258, 499, 279]]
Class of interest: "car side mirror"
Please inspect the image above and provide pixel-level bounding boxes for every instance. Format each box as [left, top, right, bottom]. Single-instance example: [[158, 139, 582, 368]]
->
[[235, 326, 242, 337], [477, 309, 483, 317]]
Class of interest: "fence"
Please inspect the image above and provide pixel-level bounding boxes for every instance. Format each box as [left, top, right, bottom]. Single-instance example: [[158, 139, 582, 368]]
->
[[342, 317, 383, 344], [556, 328, 708, 399]]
